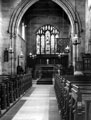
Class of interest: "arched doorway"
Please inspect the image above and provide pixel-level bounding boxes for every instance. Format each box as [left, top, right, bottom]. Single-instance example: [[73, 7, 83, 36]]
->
[[8, 0, 82, 74]]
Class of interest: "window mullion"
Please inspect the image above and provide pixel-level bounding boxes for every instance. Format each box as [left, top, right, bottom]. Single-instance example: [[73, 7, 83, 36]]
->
[[36, 25, 59, 55]]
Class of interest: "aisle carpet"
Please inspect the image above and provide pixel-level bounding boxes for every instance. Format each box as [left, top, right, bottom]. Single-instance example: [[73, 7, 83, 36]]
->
[[0, 85, 61, 120]]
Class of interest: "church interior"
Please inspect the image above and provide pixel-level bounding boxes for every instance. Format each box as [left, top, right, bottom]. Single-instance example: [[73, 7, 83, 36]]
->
[[0, 0, 91, 120]]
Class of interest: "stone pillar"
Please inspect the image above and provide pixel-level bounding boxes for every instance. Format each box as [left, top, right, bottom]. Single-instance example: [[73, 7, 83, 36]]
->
[[72, 45, 76, 71], [0, 1, 3, 74]]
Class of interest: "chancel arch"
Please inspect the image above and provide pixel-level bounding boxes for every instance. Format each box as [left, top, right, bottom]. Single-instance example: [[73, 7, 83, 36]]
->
[[7, 0, 82, 73], [8, 0, 82, 37]]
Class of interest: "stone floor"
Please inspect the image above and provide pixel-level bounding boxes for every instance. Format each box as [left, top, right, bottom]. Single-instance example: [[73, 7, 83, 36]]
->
[[0, 82, 61, 120]]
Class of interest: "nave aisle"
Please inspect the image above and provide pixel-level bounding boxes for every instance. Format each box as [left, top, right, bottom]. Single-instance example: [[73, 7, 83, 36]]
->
[[1, 83, 61, 120]]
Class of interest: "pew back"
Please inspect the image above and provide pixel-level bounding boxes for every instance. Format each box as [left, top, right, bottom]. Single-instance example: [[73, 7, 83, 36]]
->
[[54, 74, 91, 120]]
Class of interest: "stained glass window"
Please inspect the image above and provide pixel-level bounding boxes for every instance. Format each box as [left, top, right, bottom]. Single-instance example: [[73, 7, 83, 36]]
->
[[41, 35, 45, 54], [51, 35, 55, 54], [36, 35, 40, 54], [36, 25, 59, 54]]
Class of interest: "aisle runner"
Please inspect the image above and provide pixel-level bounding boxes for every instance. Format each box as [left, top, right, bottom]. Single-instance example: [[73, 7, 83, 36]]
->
[[12, 85, 60, 120]]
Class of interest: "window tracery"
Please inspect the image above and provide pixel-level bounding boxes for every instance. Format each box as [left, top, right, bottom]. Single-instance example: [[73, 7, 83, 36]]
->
[[36, 24, 59, 54]]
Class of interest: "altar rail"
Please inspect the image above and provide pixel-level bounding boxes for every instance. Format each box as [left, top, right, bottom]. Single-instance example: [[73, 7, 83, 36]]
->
[[0, 73, 32, 117], [54, 74, 91, 120]]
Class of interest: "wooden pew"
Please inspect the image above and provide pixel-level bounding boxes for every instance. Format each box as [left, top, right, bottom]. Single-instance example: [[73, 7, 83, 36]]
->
[[62, 75, 91, 120], [54, 74, 66, 115], [62, 80, 71, 120], [70, 84, 85, 120], [54, 74, 91, 120]]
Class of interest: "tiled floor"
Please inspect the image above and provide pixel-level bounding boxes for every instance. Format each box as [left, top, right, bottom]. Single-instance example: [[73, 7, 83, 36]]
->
[[0, 84, 61, 120]]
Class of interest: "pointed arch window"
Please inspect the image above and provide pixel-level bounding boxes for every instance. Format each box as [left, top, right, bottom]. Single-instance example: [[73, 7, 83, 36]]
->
[[36, 35, 40, 54], [36, 25, 59, 54], [41, 35, 45, 54]]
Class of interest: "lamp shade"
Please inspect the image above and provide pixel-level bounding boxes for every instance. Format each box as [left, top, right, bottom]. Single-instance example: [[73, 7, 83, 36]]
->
[[29, 52, 32, 57], [9, 46, 13, 53], [65, 45, 70, 53], [72, 34, 81, 45], [20, 51, 23, 58], [74, 34, 78, 40], [65, 45, 70, 51], [29, 52, 32, 56]]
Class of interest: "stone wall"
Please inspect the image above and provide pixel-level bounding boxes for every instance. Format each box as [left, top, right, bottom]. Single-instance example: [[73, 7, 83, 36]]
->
[[0, 0, 3, 74], [85, 0, 91, 53], [0, 0, 23, 74]]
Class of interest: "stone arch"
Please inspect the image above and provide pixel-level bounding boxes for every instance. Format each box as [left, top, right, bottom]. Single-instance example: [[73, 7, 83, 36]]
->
[[52, 0, 82, 35], [8, 0, 82, 37], [8, 0, 82, 73]]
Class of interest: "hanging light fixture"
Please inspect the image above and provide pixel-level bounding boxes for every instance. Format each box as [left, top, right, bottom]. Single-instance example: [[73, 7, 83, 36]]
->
[[65, 45, 70, 53], [72, 0, 81, 73], [9, 33, 14, 53], [20, 50, 24, 58], [72, 30, 81, 45], [9, 33, 14, 75], [29, 52, 32, 57], [9, 45, 13, 53], [73, 0, 78, 41], [72, 0, 81, 45]]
